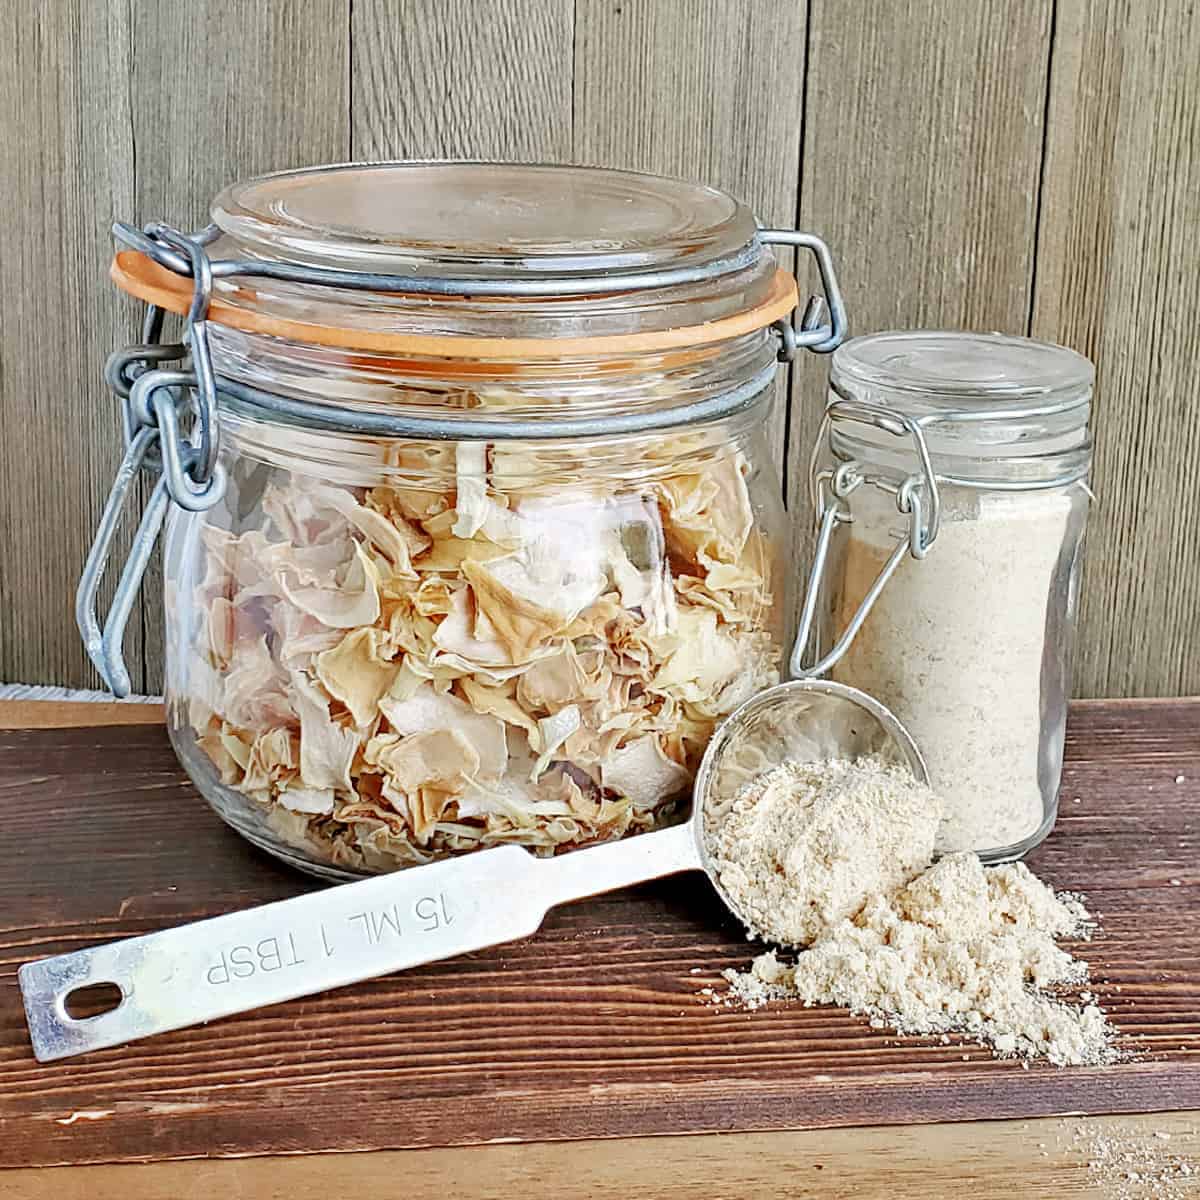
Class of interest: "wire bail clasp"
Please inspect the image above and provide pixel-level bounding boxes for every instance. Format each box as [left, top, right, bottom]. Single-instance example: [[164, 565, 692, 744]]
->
[[790, 399, 941, 679], [759, 229, 848, 359], [77, 224, 228, 697]]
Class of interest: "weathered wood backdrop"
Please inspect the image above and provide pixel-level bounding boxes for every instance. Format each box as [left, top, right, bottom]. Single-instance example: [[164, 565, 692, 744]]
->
[[0, 0, 1196, 697]]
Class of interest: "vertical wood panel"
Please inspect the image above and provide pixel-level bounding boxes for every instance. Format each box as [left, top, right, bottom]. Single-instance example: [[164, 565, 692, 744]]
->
[[786, 0, 1052, 620], [351, 0, 573, 160], [1, 0, 1197, 698], [1032, 0, 1200, 698], [132, 2, 350, 231], [0, 0, 136, 690], [130, 0, 351, 690], [573, 0, 808, 477]]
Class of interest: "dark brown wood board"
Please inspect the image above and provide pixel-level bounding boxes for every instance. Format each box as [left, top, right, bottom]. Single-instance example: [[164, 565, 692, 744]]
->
[[0, 699, 1198, 1170]]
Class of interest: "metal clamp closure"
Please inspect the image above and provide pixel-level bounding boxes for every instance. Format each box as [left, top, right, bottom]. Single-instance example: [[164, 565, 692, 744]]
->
[[117, 221, 846, 361], [145, 225, 220, 486], [76, 428, 172, 698], [79, 225, 230, 695], [78, 365, 230, 695], [759, 230, 847, 359], [790, 400, 941, 679], [125, 369, 229, 512]]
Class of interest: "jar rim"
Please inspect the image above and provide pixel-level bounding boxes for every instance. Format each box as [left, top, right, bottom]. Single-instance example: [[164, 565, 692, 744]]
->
[[825, 330, 1094, 488], [113, 162, 804, 354], [111, 251, 799, 361], [831, 330, 1094, 410]]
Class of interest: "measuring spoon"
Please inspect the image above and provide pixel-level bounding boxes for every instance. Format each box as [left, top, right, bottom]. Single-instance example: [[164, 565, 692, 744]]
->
[[20, 679, 925, 1062]]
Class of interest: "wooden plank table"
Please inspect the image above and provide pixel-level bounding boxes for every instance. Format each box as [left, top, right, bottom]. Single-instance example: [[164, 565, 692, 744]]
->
[[1, 697, 1198, 1198]]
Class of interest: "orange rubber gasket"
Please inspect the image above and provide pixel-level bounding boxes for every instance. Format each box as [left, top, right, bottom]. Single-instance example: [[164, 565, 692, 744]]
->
[[111, 250, 798, 361]]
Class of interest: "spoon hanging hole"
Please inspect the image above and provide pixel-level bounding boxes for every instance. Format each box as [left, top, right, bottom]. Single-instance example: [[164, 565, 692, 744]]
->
[[63, 982, 123, 1021]]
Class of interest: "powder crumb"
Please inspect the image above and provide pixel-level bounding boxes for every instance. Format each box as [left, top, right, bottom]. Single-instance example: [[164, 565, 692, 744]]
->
[[717, 966, 780, 1011], [1176, 776, 1186, 784], [709, 757, 1115, 1067], [1075, 1121, 1198, 1199], [1170, 880, 1183, 887]]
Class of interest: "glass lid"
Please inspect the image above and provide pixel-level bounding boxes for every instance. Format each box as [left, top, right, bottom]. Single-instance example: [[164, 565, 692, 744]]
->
[[212, 161, 761, 281], [112, 162, 799, 353], [832, 331, 1094, 407], [828, 331, 1094, 485]]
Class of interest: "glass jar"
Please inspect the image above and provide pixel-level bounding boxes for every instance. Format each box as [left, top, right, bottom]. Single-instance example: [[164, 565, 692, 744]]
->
[[794, 331, 1093, 862], [81, 162, 845, 880]]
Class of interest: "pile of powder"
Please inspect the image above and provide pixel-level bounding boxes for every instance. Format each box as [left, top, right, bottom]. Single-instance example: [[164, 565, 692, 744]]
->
[[705, 757, 941, 946], [708, 757, 1116, 1067]]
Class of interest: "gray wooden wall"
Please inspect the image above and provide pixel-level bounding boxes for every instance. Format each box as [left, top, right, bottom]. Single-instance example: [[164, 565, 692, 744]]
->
[[1, 0, 1197, 698]]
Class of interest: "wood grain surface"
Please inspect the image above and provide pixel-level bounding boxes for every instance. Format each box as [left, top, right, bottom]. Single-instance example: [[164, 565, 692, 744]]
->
[[352, 0, 573, 162], [573, 0, 806, 471], [0, 1, 350, 696], [5, 1112, 1200, 1199], [0, 1, 139, 690], [0, 699, 164, 730], [0, 699, 1198, 1171], [1, 2, 1198, 691], [1032, 0, 1200, 699], [786, 0, 1052, 569]]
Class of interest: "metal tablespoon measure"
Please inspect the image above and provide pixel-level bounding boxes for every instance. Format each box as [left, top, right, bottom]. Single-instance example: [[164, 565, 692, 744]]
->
[[20, 679, 925, 1062]]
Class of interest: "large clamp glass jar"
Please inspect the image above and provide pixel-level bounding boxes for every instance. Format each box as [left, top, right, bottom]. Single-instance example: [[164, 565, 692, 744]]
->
[[794, 331, 1094, 862], [79, 162, 846, 880]]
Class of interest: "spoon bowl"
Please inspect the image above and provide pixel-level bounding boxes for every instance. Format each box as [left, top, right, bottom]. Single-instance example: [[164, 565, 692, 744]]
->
[[690, 677, 929, 919]]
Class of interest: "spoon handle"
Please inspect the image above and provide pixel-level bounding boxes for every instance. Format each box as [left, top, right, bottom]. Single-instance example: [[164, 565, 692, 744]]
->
[[20, 823, 700, 1062]]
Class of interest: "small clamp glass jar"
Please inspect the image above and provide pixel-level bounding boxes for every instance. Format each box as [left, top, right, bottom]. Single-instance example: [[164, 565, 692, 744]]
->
[[794, 331, 1093, 862], [79, 162, 846, 880]]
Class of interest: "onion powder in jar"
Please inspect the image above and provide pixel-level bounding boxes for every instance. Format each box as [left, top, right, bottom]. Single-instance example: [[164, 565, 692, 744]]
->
[[796, 331, 1093, 862]]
